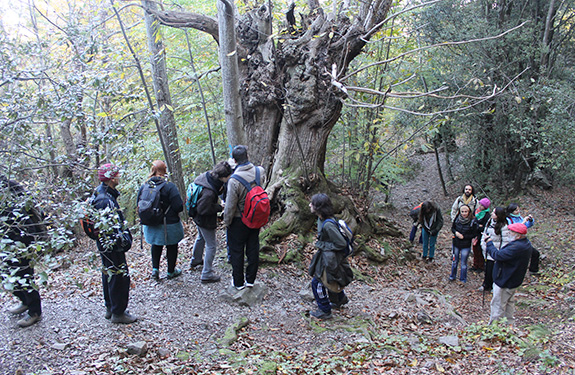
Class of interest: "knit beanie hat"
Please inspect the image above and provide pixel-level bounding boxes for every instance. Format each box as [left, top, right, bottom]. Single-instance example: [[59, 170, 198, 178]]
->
[[479, 198, 491, 209], [508, 223, 527, 235], [98, 163, 120, 182]]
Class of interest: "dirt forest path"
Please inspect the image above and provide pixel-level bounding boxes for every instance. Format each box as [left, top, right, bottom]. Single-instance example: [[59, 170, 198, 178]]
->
[[1, 152, 574, 374]]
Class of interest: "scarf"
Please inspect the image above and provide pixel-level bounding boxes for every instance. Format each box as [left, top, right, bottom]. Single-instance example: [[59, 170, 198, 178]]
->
[[475, 208, 489, 220], [424, 211, 436, 230], [457, 214, 471, 225], [460, 194, 474, 205]]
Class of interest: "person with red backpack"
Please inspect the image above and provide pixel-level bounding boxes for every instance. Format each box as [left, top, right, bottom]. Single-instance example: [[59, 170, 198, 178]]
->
[[224, 146, 269, 290]]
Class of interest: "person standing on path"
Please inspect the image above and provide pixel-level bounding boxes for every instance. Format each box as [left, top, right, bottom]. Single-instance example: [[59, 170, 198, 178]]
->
[[93, 163, 136, 324], [190, 161, 232, 283], [449, 205, 477, 283], [418, 201, 444, 262], [480, 207, 512, 292], [471, 198, 491, 272], [138, 160, 185, 280], [484, 223, 533, 325], [223, 145, 265, 290], [450, 184, 478, 221], [0, 176, 45, 327], [308, 194, 353, 320]]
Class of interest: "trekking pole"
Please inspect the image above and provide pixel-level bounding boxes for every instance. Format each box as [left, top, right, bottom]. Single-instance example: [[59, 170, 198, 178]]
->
[[481, 220, 492, 309]]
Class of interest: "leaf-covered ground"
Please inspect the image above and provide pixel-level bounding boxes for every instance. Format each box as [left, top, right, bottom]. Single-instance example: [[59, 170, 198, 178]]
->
[[1, 153, 574, 374]]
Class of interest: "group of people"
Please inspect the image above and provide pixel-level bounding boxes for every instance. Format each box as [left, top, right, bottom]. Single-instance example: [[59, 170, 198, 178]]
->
[[2, 144, 354, 328], [91, 145, 266, 324], [3, 166, 539, 328], [413, 184, 539, 324]]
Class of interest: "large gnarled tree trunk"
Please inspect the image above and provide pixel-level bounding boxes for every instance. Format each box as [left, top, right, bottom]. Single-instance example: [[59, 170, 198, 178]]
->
[[147, 0, 399, 258], [149, 0, 393, 180]]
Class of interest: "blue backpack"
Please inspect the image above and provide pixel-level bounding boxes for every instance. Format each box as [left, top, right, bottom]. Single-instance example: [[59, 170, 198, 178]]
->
[[186, 182, 203, 217]]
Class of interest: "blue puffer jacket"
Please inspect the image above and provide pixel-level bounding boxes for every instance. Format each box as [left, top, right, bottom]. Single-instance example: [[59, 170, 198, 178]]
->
[[507, 214, 534, 228], [486, 238, 533, 289]]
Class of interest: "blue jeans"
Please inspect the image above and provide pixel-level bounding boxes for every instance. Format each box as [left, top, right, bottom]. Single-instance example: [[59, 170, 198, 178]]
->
[[450, 245, 471, 282], [421, 228, 437, 258], [192, 226, 219, 280]]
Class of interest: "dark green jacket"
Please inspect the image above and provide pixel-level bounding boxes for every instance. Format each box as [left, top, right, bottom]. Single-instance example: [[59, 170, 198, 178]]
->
[[309, 218, 353, 290]]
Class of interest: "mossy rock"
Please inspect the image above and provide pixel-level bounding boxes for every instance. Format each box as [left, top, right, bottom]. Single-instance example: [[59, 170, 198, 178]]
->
[[259, 361, 278, 374], [219, 317, 249, 347]]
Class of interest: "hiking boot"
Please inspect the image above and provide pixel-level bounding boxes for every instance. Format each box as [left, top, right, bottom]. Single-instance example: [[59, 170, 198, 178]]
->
[[111, 312, 137, 324], [310, 309, 332, 320], [331, 295, 349, 309], [8, 303, 28, 315], [201, 275, 221, 284], [151, 268, 160, 281], [17, 313, 41, 327], [105, 308, 112, 320], [167, 269, 182, 279]]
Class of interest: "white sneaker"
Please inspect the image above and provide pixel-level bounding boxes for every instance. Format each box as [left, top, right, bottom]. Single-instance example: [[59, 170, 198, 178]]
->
[[245, 282, 254, 288], [231, 279, 245, 290]]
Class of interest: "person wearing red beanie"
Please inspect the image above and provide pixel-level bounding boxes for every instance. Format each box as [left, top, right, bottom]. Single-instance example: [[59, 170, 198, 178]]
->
[[484, 222, 533, 325]]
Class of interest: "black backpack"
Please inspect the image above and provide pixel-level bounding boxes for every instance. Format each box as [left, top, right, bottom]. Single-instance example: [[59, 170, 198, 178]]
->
[[138, 179, 168, 226]]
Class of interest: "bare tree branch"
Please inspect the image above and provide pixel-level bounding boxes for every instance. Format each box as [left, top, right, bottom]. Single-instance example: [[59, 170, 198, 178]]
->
[[144, 7, 219, 42], [362, 0, 441, 40], [342, 22, 528, 81], [345, 68, 529, 116]]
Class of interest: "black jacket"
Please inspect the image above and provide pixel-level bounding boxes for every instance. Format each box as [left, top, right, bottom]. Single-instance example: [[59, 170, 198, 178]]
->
[[93, 183, 131, 253], [137, 177, 183, 225], [0, 177, 45, 246], [451, 216, 478, 248], [420, 208, 444, 236], [192, 172, 224, 230]]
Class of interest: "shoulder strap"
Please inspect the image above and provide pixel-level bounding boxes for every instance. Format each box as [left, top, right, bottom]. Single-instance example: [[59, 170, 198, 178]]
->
[[254, 168, 261, 186], [230, 174, 252, 191], [323, 218, 337, 226]]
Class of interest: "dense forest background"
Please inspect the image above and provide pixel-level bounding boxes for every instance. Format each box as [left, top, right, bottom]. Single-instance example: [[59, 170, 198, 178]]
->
[[1, 0, 574, 307], [1, 0, 575, 373]]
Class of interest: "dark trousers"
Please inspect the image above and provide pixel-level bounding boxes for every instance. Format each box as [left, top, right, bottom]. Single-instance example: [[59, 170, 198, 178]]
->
[[151, 244, 179, 273], [483, 259, 495, 291], [472, 239, 485, 270], [100, 251, 130, 315], [529, 247, 540, 273], [227, 218, 260, 287], [12, 259, 42, 316], [311, 277, 331, 313]]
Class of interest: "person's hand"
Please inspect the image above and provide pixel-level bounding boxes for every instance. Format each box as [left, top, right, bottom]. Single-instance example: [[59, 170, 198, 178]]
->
[[484, 234, 492, 242], [456, 231, 464, 239]]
